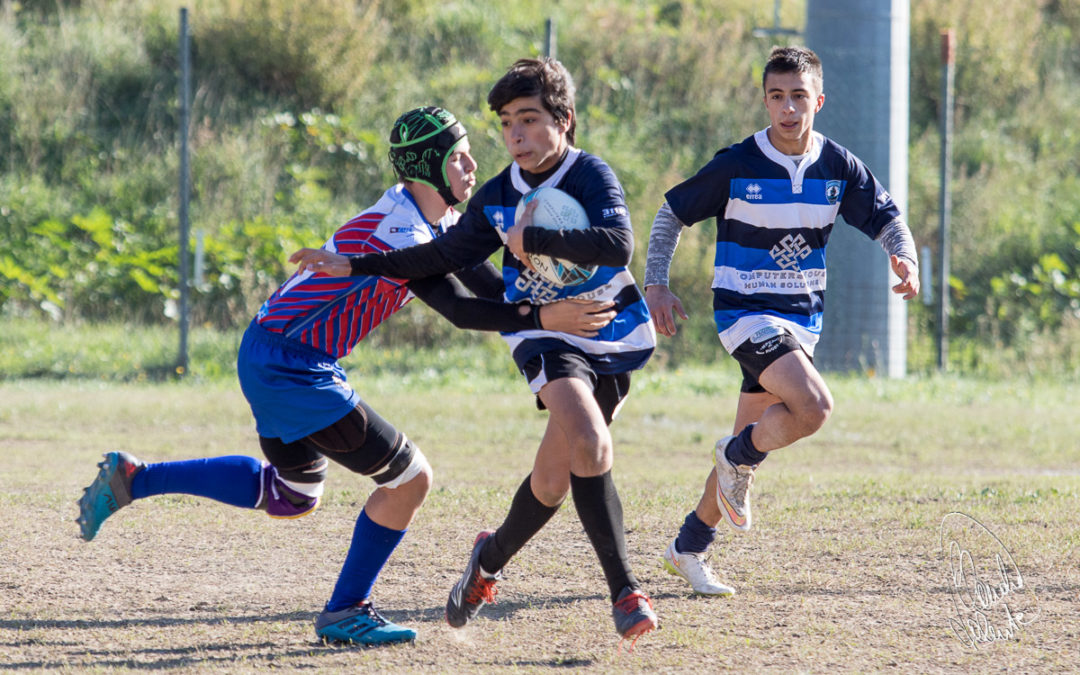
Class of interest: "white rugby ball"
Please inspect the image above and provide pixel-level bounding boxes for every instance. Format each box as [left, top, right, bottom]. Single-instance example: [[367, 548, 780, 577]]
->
[[514, 186, 597, 287]]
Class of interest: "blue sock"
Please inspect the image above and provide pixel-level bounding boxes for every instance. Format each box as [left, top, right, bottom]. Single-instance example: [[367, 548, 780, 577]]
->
[[130, 455, 262, 508], [324, 510, 406, 612], [724, 424, 768, 467], [675, 511, 716, 555]]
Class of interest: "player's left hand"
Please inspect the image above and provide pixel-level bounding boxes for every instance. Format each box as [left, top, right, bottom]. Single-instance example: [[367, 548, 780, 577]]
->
[[507, 200, 537, 273], [890, 254, 920, 300], [288, 248, 352, 277]]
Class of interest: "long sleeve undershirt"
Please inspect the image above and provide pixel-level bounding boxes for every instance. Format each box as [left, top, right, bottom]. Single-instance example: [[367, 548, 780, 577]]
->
[[405, 261, 538, 332]]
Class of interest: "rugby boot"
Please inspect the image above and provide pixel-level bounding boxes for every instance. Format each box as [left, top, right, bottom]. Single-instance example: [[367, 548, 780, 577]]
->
[[315, 602, 416, 645], [661, 539, 735, 597], [612, 586, 658, 648], [77, 451, 145, 541], [445, 530, 500, 628], [714, 436, 755, 532]]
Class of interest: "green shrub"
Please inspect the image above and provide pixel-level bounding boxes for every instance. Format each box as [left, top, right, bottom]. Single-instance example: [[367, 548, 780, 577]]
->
[[2, 0, 1080, 376]]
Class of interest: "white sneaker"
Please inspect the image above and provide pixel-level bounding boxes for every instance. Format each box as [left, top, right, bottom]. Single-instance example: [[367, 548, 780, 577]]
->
[[714, 436, 754, 532], [661, 540, 735, 597]]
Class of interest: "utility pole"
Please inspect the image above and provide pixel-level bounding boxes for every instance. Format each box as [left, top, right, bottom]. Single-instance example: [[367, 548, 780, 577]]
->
[[177, 8, 192, 376], [937, 29, 955, 372]]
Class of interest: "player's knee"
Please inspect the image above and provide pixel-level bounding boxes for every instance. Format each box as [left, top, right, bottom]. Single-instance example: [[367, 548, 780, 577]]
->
[[369, 437, 429, 491], [795, 389, 833, 434], [568, 428, 612, 474], [818, 390, 835, 425], [530, 472, 569, 507], [257, 458, 327, 519], [401, 452, 433, 499]]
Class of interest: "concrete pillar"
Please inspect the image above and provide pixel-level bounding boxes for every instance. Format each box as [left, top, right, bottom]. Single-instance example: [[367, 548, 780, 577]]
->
[[805, 0, 910, 377]]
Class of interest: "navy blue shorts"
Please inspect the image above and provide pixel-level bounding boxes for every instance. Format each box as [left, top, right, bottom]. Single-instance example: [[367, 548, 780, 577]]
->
[[730, 326, 810, 394], [237, 322, 360, 443]]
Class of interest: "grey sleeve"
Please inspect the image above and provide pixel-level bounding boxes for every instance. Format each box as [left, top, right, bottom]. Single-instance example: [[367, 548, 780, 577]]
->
[[875, 219, 918, 268], [643, 202, 686, 288]]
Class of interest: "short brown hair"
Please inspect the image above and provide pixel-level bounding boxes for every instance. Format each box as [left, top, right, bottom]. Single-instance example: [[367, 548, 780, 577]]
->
[[487, 57, 577, 145], [762, 46, 823, 93]]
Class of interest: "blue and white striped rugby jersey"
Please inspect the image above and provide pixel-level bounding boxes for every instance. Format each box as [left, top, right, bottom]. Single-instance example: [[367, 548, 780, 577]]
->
[[429, 148, 656, 375], [490, 149, 655, 375], [665, 129, 903, 356]]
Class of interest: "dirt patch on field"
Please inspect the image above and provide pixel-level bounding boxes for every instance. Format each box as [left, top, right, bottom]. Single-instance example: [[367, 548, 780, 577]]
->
[[2, 382, 1077, 673]]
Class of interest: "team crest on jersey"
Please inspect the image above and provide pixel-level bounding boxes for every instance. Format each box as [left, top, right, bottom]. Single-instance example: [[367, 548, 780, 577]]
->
[[825, 180, 842, 205]]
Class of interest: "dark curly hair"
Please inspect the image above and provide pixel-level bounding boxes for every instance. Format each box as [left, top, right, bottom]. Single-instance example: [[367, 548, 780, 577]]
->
[[487, 57, 576, 145]]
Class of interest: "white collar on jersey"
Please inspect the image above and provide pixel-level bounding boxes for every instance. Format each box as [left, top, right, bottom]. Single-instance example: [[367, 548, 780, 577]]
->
[[754, 129, 825, 195], [509, 146, 582, 195]]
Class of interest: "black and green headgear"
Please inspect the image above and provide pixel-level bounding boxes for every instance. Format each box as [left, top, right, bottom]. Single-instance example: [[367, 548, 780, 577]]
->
[[388, 106, 468, 206]]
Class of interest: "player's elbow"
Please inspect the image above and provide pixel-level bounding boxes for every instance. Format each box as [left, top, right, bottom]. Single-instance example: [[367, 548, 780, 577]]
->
[[440, 309, 470, 330]]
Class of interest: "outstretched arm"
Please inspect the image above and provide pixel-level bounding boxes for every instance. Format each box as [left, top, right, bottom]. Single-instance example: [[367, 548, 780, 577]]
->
[[288, 236, 477, 280], [407, 274, 615, 337], [290, 208, 503, 280]]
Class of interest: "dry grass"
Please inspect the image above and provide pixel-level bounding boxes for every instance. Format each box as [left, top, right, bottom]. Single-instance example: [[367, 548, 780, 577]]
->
[[1, 371, 1077, 673]]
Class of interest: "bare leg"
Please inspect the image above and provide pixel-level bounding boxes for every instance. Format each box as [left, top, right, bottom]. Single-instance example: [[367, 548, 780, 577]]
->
[[693, 350, 833, 527], [695, 390, 779, 527], [363, 467, 432, 530], [752, 350, 833, 451]]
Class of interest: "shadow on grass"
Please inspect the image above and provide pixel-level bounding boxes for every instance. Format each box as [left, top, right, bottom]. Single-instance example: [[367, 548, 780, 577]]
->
[[406, 590, 610, 625], [0, 610, 312, 632], [0, 610, 401, 670]]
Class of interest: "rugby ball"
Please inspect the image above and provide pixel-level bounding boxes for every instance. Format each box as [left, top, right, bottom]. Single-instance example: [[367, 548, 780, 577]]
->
[[514, 187, 597, 287]]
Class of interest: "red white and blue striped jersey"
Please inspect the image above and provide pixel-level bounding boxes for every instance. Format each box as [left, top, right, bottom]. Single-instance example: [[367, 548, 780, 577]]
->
[[255, 185, 454, 359]]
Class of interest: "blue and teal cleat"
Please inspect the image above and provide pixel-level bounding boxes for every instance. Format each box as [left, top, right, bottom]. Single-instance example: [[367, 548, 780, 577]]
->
[[76, 451, 144, 541]]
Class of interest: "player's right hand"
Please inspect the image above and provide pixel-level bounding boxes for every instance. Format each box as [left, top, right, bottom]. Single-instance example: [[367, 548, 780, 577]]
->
[[288, 248, 352, 277], [507, 200, 538, 273], [645, 285, 688, 337], [540, 299, 616, 337]]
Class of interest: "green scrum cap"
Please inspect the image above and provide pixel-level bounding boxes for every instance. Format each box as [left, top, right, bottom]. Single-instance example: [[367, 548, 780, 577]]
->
[[388, 106, 468, 206]]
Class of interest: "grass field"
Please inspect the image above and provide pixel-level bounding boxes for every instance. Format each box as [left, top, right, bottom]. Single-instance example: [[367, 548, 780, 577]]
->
[[1, 367, 1077, 673]]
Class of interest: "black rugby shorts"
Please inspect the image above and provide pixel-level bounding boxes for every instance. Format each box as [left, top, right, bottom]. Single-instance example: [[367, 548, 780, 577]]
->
[[730, 326, 810, 394], [522, 348, 631, 425]]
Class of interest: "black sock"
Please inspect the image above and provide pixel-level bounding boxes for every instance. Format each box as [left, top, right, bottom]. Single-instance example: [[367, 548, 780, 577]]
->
[[569, 471, 637, 601], [479, 473, 560, 573], [725, 423, 768, 466]]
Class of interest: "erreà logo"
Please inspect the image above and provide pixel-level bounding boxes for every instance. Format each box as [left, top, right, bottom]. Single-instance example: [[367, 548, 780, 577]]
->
[[746, 183, 763, 200]]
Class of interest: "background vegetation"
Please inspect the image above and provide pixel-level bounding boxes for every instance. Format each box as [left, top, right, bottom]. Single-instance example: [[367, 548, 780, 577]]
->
[[1, 0, 1078, 378]]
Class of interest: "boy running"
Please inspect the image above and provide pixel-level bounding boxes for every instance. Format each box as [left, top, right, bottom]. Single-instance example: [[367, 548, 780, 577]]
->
[[645, 46, 920, 595], [291, 58, 659, 644]]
